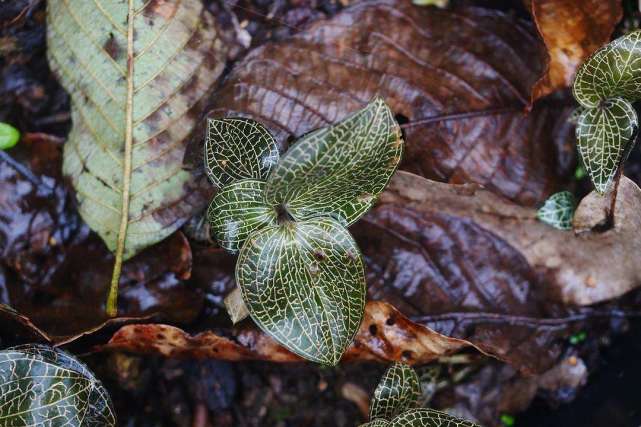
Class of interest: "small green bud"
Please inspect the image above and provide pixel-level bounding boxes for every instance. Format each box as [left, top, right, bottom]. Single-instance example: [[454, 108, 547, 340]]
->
[[500, 414, 515, 427], [0, 122, 20, 150]]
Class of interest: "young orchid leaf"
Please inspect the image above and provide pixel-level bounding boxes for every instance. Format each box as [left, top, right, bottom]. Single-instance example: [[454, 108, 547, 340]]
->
[[0, 345, 116, 426], [573, 30, 641, 108], [537, 191, 576, 230], [575, 98, 638, 194], [264, 98, 403, 226], [208, 179, 277, 253], [572, 30, 641, 194], [361, 420, 391, 427], [370, 362, 421, 421], [388, 409, 480, 427], [205, 118, 280, 188], [236, 217, 365, 365]]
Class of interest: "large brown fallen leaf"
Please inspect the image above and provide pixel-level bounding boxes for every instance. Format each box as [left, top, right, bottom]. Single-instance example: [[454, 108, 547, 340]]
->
[[373, 171, 641, 307], [200, 0, 575, 206], [529, 0, 622, 100], [356, 171, 641, 373]]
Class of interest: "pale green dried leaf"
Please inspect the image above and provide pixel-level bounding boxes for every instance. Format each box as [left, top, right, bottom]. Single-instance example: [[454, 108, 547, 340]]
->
[[573, 30, 641, 108], [537, 191, 576, 230], [370, 362, 421, 421], [0, 345, 115, 426], [205, 118, 279, 188], [575, 97, 638, 193], [236, 217, 366, 365], [207, 179, 276, 253], [389, 409, 480, 427], [47, 0, 226, 260], [264, 98, 403, 226]]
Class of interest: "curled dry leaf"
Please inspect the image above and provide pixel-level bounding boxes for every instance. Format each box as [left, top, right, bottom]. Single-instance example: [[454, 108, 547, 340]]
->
[[102, 301, 470, 364], [47, 0, 228, 313], [201, 0, 575, 206], [529, 0, 622, 100]]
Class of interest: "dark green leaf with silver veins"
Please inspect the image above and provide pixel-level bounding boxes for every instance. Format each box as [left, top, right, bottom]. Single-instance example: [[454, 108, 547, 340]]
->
[[575, 98, 637, 193], [207, 179, 277, 253], [572, 30, 641, 194], [0, 344, 115, 426], [205, 99, 403, 364], [205, 118, 280, 188], [388, 409, 481, 427], [537, 191, 576, 230], [360, 410, 480, 427], [236, 217, 366, 365], [370, 362, 421, 421], [573, 30, 641, 108], [264, 97, 403, 226]]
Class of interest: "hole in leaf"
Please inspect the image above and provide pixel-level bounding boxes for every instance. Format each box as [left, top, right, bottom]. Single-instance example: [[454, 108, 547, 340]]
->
[[386, 316, 396, 326], [369, 324, 378, 336]]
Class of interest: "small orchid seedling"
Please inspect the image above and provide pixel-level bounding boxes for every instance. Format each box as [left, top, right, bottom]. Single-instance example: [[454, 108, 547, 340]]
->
[[204, 98, 403, 365], [360, 362, 480, 426]]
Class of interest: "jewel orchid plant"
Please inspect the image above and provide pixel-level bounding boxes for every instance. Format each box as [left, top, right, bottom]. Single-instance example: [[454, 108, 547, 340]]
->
[[204, 98, 403, 365], [538, 30, 641, 231], [573, 30, 641, 195], [360, 362, 480, 427]]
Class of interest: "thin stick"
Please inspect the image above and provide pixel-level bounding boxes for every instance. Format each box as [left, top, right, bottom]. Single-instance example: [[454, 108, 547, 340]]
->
[[107, 0, 135, 317]]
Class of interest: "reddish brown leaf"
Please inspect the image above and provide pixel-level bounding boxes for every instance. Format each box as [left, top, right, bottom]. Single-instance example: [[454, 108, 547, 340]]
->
[[200, 0, 575, 205], [102, 301, 470, 364], [529, 0, 622, 100]]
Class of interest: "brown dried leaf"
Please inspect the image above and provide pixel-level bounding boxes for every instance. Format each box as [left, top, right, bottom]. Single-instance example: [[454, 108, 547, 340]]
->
[[102, 301, 470, 364], [358, 171, 641, 373], [529, 0, 622, 100], [200, 0, 575, 206]]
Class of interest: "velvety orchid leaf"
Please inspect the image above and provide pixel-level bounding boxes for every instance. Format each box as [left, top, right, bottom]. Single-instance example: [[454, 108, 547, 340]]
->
[[205, 118, 279, 188], [370, 362, 421, 421], [264, 98, 403, 226], [207, 179, 276, 253], [0, 345, 115, 426], [537, 191, 576, 230], [575, 97, 637, 193], [236, 217, 366, 365], [573, 30, 641, 108], [389, 409, 480, 427], [360, 420, 391, 427]]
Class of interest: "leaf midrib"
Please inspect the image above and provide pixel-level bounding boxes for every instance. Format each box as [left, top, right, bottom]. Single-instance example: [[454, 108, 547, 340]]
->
[[107, 0, 135, 317]]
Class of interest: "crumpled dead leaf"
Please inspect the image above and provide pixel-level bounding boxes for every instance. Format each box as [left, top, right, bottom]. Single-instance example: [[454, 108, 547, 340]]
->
[[529, 0, 622, 100], [198, 0, 575, 206], [101, 301, 470, 364]]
